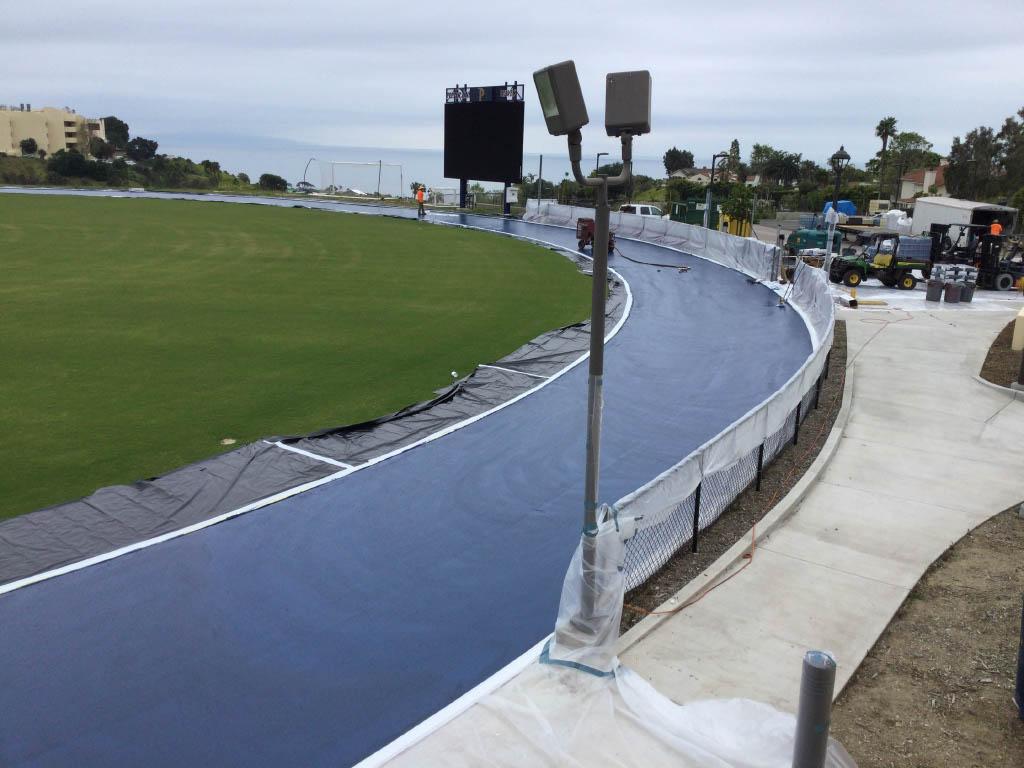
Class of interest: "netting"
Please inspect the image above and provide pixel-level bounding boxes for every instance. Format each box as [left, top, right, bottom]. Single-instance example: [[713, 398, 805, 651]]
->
[[316, 160, 404, 198], [428, 187, 458, 206]]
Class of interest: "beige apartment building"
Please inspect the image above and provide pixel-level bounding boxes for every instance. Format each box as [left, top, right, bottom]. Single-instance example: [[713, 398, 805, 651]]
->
[[0, 104, 106, 157]]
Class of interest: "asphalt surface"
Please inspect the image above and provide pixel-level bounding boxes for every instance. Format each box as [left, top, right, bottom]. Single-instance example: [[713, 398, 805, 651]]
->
[[0, 189, 811, 767]]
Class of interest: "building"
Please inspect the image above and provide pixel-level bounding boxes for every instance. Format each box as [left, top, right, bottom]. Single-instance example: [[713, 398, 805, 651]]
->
[[669, 167, 734, 185], [0, 105, 106, 157], [899, 163, 947, 203]]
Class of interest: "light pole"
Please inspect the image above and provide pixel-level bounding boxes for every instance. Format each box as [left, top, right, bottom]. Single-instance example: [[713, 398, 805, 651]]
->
[[534, 61, 651, 631], [825, 145, 850, 274], [595, 151, 608, 173], [829, 145, 850, 218], [703, 151, 729, 229]]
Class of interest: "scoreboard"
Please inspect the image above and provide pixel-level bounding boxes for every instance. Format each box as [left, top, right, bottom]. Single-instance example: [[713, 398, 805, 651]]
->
[[443, 83, 525, 185]]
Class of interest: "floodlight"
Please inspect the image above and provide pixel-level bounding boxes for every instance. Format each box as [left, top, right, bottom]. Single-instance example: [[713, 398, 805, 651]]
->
[[605, 70, 651, 137], [533, 61, 589, 136]]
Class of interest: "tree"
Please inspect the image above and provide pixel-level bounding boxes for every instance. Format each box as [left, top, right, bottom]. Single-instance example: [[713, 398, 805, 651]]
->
[[37, 149, 46, 160], [409, 180, 424, 194], [238, 172, 250, 185], [663, 146, 694, 175], [19, 138, 37, 156], [258, 173, 288, 191], [874, 116, 898, 199], [102, 116, 130, 149], [720, 183, 755, 223], [125, 137, 158, 162], [89, 137, 114, 160], [727, 139, 741, 178]]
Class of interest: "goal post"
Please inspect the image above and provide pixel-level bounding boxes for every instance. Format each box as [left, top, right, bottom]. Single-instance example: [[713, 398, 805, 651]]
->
[[306, 159, 405, 199]]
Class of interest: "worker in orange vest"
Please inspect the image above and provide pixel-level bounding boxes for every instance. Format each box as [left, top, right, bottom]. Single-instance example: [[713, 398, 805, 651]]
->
[[990, 219, 1003, 236], [416, 186, 426, 217]]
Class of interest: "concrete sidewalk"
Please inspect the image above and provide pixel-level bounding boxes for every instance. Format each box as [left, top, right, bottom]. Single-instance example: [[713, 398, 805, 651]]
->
[[619, 306, 1024, 709]]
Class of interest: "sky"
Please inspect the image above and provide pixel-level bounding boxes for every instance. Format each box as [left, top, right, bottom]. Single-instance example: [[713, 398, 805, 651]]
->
[[3, 0, 1023, 178]]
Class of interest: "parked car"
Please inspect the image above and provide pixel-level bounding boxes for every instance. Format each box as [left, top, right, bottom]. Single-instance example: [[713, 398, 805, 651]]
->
[[619, 203, 664, 218]]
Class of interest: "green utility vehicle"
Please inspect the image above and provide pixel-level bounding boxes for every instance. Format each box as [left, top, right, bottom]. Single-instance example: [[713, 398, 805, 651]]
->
[[785, 228, 842, 255], [827, 232, 930, 289]]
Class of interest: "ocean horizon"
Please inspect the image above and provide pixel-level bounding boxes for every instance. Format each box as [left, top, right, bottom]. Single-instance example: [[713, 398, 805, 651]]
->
[[158, 138, 668, 196]]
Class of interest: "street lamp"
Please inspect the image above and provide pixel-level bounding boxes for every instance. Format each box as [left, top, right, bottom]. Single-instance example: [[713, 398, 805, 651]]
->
[[829, 145, 850, 218], [595, 152, 608, 173], [703, 151, 729, 229], [825, 146, 850, 274], [534, 60, 651, 634]]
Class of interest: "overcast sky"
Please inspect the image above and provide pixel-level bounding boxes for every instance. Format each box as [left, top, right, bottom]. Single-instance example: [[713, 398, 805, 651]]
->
[[4, 0, 1023, 169]]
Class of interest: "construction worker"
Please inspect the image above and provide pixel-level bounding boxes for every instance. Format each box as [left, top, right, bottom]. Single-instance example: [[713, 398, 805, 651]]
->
[[990, 219, 1003, 236], [416, 186, 426, 218]]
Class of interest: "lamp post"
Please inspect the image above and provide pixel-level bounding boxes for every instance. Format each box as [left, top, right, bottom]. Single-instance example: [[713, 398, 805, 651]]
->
[[534, 61, 651, 630], [595, 151, 608, 173], [703, 151, 729, 229], [825, 146, 850, 274], [829, 145, 850, 217]]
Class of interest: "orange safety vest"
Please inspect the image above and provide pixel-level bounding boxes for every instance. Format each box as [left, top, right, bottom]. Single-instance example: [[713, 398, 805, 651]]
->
[[416, 189, 424, 203], [990, 221, 1003, 236]]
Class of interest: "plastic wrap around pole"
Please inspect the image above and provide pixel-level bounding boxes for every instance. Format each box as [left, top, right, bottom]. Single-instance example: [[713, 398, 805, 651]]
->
[[792, 650, 837, 768]]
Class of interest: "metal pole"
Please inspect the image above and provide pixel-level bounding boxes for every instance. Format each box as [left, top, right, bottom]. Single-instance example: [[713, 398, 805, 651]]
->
[[793, 401, 802, 445], [584, 177, 609, 535], [537, 154, 543, 201], [1017, 348, 1024, 387], [690, 482, 703, 553], [755, 443, 765, 491], [567, 130, 632, 625], [377, 160, 382, 198], [596, 151, 608, 173], [792, 651, 837, 768], [704, 164, 715, 229]]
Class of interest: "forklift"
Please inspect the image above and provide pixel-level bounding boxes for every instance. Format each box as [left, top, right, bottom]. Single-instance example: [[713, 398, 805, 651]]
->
[[929, 223, 1024, 291]]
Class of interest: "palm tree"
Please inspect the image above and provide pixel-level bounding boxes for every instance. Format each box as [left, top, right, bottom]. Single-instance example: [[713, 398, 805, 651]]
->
[[875, 116, 898, 201]]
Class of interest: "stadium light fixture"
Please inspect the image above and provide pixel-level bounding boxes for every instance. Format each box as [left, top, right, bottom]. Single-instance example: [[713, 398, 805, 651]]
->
[[533, 60, 651, 639]]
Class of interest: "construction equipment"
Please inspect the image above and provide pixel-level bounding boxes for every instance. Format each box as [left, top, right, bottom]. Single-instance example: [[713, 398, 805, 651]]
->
[[576, 217, 616, 253], [827, 232, 930, 289], [784, 228, 842, 256], [929, 224, 1024, 290]]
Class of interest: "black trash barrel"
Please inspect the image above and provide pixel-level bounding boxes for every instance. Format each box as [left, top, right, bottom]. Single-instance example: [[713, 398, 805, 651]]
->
[[926, 279, 944, 302], [944, 282, 962, 303]]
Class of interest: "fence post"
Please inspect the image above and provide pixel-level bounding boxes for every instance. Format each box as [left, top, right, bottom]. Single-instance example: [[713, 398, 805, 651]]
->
[[690, 483, 703, 553], [1016, 594, 1023, 721], [755, 442, 766, 491], [792, 650, 837, 768], [823, 351, 831, 381], [793, 401, 802, 446], [814, 373, 823, 410]]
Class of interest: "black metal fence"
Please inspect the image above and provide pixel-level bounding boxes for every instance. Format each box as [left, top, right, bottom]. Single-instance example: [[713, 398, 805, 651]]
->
[[622, 357, 830, 592]]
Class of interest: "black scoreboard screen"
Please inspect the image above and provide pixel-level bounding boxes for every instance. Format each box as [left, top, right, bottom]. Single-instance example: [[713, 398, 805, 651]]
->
[[443, 100, 524, 184]]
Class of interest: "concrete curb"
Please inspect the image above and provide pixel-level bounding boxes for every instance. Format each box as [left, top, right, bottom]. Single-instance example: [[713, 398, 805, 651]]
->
[[618, 362, 855, 653], [972, 373, 1024, 400]]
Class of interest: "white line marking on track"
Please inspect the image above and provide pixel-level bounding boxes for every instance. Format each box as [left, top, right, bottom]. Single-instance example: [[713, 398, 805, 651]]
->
[[265, 440, 354, 469], [477, 364, 550, 380]]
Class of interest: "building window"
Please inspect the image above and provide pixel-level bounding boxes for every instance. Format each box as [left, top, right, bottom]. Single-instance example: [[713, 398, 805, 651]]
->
[[64, 121, 76, 127]]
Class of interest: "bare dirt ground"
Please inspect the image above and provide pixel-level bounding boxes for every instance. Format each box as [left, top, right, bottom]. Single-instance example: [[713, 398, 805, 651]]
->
[[832, 506, 1024, 768], [620, 321, 847, 632], [980, 319, 1023, 388]]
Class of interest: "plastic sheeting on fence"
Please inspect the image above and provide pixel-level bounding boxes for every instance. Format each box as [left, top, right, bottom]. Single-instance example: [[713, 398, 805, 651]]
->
[[524, 200, 834, 591]]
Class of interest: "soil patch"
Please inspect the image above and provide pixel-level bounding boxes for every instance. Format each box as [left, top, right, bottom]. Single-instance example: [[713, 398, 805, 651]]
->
[[832, 506, 1024, 768], [980, 319, 1023, 388], [620, 320, 848, 632]]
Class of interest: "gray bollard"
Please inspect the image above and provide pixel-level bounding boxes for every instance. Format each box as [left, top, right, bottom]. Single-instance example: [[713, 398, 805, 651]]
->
[[793, 650, 837, 768]]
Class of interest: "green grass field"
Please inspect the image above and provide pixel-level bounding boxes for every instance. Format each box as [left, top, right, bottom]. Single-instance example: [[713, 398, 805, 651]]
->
[[0, 194, 590, 519]]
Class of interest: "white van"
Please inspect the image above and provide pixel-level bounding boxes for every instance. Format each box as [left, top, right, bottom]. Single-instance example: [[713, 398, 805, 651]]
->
[[619, 203, 664, 218]]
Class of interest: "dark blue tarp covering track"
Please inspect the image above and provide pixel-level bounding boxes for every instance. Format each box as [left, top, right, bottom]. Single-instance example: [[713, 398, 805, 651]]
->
[[0, 190, 811, 767]]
